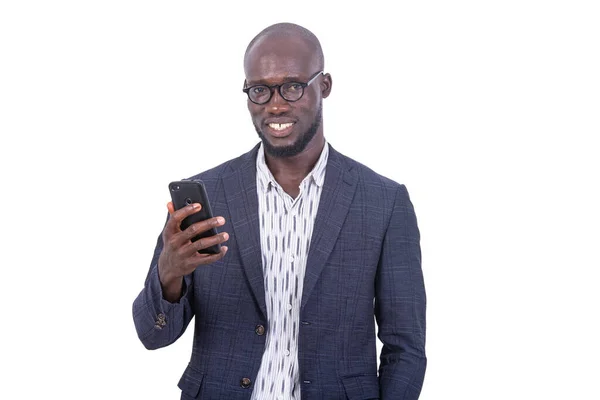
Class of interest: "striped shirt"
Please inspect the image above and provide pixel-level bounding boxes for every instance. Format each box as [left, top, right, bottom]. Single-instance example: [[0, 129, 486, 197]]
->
[[250, 142, 329, 400]]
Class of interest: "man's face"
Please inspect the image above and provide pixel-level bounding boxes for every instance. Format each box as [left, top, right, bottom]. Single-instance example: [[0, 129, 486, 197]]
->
[[244, 37, 328, 158]]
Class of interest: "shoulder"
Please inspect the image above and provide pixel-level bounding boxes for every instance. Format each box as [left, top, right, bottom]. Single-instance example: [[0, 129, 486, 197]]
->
[[331, 146, 417, 221], [330, 145, 407, 196]]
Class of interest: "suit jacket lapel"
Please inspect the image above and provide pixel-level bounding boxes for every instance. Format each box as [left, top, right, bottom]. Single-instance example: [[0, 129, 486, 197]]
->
[[222, 144, 268, 318], [301, 145, 357, 310]]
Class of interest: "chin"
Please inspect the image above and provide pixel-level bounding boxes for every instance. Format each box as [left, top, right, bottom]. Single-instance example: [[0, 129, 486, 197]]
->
[[260, 135, 305, 158]]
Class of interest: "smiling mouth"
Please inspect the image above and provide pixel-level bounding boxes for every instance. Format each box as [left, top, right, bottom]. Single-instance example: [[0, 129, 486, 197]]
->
[[268, 122, 294, 131], [266, 122, 295, 138]]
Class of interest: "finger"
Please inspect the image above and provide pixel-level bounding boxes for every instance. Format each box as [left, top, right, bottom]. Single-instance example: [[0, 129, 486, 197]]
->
[[181, 216, 226, 242], [165, 203, 202, 235], [187, 245, 228, 268], [183, 231, 229, 257]]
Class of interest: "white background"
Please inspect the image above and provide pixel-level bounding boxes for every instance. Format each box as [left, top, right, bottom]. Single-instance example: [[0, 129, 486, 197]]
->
[[1, 1, 599, 399]]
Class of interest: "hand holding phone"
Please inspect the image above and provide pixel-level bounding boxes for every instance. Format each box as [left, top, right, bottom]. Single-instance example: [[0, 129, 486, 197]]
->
[[157, 180, 229, 302]]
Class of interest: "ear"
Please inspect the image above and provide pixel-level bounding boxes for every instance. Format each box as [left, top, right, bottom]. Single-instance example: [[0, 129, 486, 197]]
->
[[321, 73, 332, 98]]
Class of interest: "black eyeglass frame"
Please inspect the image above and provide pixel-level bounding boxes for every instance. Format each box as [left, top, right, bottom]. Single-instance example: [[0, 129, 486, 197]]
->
[[242, 70, 324, 105]]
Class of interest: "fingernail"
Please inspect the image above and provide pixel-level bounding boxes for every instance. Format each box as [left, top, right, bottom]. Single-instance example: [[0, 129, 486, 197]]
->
[[217, 217, 225, 224], [193, 203, 201, 209], [223, 232, 229, 240]]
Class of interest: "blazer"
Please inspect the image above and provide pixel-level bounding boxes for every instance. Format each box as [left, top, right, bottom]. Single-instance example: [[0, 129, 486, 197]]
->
[[133, 143, 426, 400]]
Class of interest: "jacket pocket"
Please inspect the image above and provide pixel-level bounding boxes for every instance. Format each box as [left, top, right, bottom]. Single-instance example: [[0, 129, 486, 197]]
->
[[341, 375, 380, 400], [177, 365, 205, 399]]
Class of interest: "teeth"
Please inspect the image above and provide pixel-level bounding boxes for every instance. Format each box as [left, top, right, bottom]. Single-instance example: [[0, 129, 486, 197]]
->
[[268, 123, 294, 131]]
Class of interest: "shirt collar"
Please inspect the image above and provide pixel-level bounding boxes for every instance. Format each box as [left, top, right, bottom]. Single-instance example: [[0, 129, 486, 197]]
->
[[256, 142, 329, 193]]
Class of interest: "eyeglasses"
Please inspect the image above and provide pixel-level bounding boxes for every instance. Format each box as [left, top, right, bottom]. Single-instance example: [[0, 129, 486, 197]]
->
[[243, 70, 323, 105]]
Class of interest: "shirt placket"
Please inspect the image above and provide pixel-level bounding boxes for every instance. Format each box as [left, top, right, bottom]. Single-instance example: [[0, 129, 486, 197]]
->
[[277, 185, 304, 400]]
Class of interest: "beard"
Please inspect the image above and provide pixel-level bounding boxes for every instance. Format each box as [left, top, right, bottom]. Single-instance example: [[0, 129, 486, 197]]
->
[[254, 102, 322, 158]]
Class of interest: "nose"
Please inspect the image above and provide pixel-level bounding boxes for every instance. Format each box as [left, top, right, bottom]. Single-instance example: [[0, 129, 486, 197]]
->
[[266, 88, 291, 114]]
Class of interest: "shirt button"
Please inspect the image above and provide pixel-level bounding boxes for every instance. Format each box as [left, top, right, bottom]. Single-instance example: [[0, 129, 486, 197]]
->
[[255, 325, 265, 336], [287, 304, 292, 311], [240, 377, 252, 388], [285, 349, 290, 356], [290, 255, 295, 262]]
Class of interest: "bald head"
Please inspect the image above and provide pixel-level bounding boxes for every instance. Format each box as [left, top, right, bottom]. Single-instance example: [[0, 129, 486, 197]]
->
[[244, 23, 324, 74]]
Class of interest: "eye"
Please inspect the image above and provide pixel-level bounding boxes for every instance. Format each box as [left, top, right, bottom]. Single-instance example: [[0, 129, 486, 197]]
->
[[252, 86, 267, 94], [287, 83, 303, 92]]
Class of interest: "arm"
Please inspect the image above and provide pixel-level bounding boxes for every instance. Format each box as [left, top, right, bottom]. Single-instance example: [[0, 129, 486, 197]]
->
[[132, 229, 195, 350], [375, 185, 427, 399], [132, 202, 229, 350]]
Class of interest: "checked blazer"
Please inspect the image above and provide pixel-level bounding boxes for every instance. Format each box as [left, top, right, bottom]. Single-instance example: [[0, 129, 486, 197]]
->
[[132, 143, 427, 399]]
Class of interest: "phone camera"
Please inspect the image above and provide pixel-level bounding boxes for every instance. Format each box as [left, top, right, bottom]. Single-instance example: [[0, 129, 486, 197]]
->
[[185, 198, 192, 205], [171, 185, 180, 191]]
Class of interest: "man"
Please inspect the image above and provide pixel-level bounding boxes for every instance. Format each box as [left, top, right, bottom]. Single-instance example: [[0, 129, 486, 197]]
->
[[133, 22, 426, 400]]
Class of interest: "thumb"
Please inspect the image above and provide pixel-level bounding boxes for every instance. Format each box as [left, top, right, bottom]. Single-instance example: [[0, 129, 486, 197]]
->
[[167, 201, 175, 215]]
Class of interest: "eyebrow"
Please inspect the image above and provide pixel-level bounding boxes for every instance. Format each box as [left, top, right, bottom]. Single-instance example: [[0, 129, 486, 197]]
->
[[246, 76, 305, 86]]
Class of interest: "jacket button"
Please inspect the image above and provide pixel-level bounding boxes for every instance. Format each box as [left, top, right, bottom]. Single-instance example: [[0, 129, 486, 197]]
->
[[241, 377, 252, 388], [255, 325, 265, 335], [154, 313, 167, 329]]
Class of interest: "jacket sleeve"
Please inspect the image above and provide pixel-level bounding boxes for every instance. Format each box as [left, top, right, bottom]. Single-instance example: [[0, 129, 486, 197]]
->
[[375, 185, 427, 399], [132, 216, 195, 350]]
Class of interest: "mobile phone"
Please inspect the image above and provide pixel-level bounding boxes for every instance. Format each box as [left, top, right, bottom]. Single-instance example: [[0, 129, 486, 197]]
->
[[169, 180, 221, 254]]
